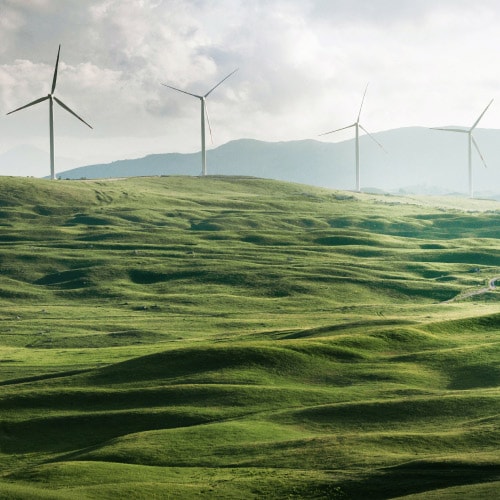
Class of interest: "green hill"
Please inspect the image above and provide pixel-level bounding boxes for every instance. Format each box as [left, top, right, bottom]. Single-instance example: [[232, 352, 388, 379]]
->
[[0, 176, 498, 499]]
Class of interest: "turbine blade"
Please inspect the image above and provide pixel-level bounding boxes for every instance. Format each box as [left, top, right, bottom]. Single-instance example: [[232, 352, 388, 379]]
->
[[51, 44, 61, 94], [471, 98, 494, 130], [471, 135, 487, 168], [359, 124, 387, 153], [161, 83, 201, 99], [431, 127, 468, 133], [6, 95, 50, 115], [205, 103, 214, 144], [204, 68, 238, 98], [53, 96, 93, 129], [357, 83, 369, 122], [318, 123, 356, 137]]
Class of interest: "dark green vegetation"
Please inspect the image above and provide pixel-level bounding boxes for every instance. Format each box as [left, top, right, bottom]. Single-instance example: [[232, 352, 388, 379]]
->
[[0, 176, 498, 499]]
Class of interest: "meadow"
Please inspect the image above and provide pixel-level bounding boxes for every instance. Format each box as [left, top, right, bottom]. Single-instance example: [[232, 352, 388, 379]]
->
[[0, 175, 498, 499]]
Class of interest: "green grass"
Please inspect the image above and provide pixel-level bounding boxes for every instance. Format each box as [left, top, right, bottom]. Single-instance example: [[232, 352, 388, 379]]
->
[[0, 176, 498, 498]]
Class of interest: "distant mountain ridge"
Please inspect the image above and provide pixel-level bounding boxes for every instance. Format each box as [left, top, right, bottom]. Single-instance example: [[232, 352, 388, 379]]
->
[[9, 127, 500, 197]]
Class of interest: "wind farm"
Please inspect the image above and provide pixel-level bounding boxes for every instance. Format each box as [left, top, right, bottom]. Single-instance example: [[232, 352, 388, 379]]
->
[[432, 99, 494, 198], [6, 45, 93, 180], [1, 3, 500, 497], [2, 55, 500, 197]]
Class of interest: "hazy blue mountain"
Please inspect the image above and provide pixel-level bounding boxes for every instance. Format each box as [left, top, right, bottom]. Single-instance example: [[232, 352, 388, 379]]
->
[[0, 144, 77, 177], [35, 127, 500, 196]]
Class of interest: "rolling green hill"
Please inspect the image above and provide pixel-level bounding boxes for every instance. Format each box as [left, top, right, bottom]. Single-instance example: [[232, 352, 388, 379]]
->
[[0, 176, 498, 499]]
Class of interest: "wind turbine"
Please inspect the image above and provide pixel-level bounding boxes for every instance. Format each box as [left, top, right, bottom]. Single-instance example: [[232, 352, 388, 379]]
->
[[7, 45, 92, 180], [319, 84, 386, 192], [432, 99, 493, 199], [162, 69, 238, 176]]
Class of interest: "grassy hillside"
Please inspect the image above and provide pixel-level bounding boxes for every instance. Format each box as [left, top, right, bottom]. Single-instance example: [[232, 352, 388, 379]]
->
[[0, 176, 498, 499]]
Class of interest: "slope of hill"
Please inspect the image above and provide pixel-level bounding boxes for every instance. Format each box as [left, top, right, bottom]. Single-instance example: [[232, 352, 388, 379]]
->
[[53, 127, 500, 197], [0, 176, 498, 498]]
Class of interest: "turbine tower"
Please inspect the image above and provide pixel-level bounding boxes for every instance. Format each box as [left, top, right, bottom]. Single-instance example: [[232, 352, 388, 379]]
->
[[319, 84, 385, 192], [162, 69, 238, 176], [6, 45, 93, 180], [432, 99, 493, 199]]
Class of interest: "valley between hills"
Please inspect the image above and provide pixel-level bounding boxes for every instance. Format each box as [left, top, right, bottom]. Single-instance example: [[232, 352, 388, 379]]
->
[[0, 176, 498, 499]]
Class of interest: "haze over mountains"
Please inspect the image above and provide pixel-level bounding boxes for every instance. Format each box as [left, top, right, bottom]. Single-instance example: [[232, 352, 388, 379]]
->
[[0, 145, 78, 178], [2, 127, 500, 197]]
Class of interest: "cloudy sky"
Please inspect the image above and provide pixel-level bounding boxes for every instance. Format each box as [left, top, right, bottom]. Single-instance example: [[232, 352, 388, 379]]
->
[[2, 0, 500, 177]]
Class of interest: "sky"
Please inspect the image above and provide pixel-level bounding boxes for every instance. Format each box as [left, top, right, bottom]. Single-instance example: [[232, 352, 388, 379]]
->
[[2, 0, 500, 177]]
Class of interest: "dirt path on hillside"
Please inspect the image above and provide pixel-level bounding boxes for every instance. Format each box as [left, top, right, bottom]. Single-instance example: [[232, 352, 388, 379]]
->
[[444, 276, 500, 303]]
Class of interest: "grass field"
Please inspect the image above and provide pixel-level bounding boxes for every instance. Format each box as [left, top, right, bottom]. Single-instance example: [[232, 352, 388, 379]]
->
[[0, 175, 498, 499]]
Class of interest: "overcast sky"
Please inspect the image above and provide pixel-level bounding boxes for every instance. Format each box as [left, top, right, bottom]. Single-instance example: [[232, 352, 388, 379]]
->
[[2, 0, 500, 177]]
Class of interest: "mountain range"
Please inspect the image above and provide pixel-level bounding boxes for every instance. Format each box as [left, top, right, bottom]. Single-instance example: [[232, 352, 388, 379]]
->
[[3, 127, 500, 197]]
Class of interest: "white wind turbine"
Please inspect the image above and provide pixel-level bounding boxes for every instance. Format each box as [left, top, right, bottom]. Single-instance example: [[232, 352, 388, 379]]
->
[[6, 45, 93, 180], [162, 69, 238, 176], [319, 84, 386, 192], [432, 99, 493, 199]]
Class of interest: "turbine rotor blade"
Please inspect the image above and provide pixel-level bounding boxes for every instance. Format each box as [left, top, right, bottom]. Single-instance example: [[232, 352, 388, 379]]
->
[[204, 68, 238, 98], [51, 44, 61, 94], [471, 98, 494, 130], [359, 124, 387, 153], [205, 102, 214, 144], [53, 96, 93, 129], [6, 95, 50, 115], [431, 127, 468, 133], [161, 83, 201, 99], [471, 135, 487, 168], [357, 83, 369, 122], [319, 123, 356, 136]]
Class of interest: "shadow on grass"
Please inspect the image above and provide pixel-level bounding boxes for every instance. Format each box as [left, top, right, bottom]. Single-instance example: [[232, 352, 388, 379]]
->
[[318, 462, 500, 499]]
